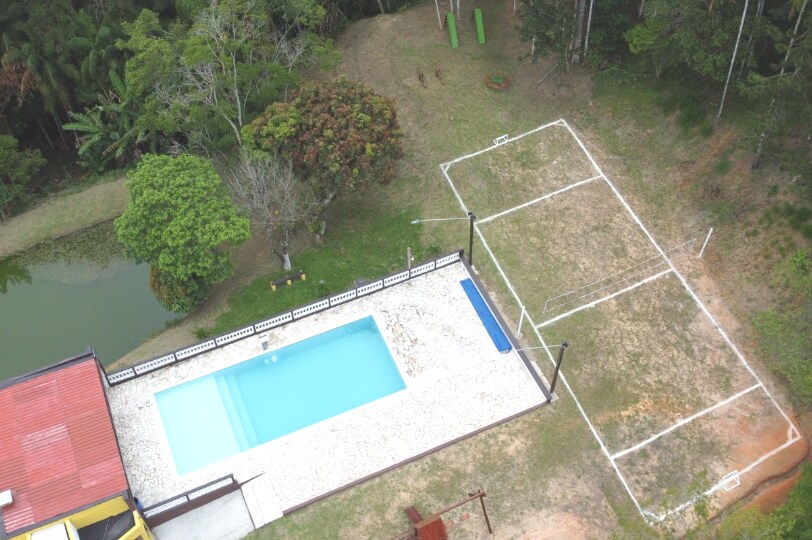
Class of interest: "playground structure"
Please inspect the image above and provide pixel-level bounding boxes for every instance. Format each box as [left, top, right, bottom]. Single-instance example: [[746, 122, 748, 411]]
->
[[436, 1, 486, 47], [391, 490, 492, 540]]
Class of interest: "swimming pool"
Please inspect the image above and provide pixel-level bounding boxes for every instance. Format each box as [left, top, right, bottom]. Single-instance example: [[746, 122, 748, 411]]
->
[[155, 316, 405, 474]]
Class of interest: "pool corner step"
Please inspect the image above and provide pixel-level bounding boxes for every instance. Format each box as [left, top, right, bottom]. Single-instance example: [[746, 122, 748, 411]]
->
[[225, 374, 261, 448], [216, 376, 251, 451], [242, 475, 283, 528]]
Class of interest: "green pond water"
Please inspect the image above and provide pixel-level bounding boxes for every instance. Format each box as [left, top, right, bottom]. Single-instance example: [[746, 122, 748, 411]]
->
[[0, 223, 177, 381]]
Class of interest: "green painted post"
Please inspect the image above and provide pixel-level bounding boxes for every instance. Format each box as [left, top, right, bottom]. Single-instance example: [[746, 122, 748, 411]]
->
[[474, 8, 486, 44], [447, 13, 459, 48]]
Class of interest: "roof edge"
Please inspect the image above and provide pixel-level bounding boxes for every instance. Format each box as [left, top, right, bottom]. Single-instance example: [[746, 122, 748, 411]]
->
[[4, 491, 130, 538], [0, 348, 97, 391]]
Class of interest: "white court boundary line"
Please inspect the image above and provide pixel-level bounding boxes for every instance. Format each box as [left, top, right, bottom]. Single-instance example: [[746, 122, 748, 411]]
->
[[535, 269, 672, 329], [478, 174, 602, 225], [440, 118, 567, 168], [438, 126, 649, 521], [438, 119, 804, 525], [542, 237, 697, 314], [558, 118, 802, 522], [611, 383, 762, 460]]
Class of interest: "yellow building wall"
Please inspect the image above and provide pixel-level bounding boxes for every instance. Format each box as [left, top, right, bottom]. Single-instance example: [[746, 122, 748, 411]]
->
[[10, 496, 153, 540]]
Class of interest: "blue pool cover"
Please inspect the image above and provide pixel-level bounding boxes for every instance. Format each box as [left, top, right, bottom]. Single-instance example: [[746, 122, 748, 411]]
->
[[460, 278, 512, 353]]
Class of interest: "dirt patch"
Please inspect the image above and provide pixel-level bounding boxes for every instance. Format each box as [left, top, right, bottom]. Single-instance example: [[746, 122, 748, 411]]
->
[[743, 470, 803, 514], [715, 428, 809, 514]]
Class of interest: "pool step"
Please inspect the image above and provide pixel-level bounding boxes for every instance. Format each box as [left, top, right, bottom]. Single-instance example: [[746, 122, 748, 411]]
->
[[225, 375, 260, 448], [216, 376, 251, 451]]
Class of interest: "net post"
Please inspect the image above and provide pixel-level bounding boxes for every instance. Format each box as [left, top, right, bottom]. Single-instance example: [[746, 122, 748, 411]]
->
[[549, 341, 568, 394], [698, 227, 714, 258], [467, 212, 476, 266]]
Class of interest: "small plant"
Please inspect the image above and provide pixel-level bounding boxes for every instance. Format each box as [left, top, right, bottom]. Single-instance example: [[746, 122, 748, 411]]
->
[[712, 149, 732, 176], [193, 326, 213, 339], [484, 72, 512, 90]]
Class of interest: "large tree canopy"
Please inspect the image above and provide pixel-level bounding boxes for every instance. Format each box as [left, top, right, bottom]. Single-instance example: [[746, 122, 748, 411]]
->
[[243, 77, 403, 199], [119, 0, 328, 154], [115, 153, 250, 311]]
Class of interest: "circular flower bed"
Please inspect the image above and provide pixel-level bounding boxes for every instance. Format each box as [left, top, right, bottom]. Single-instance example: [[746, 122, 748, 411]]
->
[[484, 72, 512, 90]]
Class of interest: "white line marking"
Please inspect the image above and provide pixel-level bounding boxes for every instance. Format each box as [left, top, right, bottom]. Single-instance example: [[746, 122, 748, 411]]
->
[[611, 384, 762, 460], [441, 119, 566, 168], [542, 238, 696, 313], [440, 164, 471, 216], [559, 119, 798, 431], [560, 119, 804, 521], [478, 175, 602, 225], [650, 433, 803, 523], [469, 223, 649, 520], [442, 121, 804, 525], [535, 269, 672, 329]]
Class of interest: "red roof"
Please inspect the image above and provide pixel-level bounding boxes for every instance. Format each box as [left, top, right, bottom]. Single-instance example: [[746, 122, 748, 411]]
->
[[0, 355, 129, 536]]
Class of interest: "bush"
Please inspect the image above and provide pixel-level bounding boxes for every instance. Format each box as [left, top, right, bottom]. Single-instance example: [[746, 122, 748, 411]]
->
[[244, 77, 403, 198], [149, 266, 209, 313]]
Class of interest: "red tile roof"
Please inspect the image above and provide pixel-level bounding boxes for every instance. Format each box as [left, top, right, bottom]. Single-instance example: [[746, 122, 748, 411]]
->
[[0, 355, 129, 536]]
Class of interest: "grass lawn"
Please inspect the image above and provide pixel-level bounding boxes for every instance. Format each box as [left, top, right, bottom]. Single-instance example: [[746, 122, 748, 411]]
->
[[0, 175, 128, 258], [204, 187, 439, 336]]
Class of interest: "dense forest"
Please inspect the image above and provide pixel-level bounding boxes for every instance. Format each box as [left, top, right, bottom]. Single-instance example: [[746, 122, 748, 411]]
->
[[2, 0, 809, 208]]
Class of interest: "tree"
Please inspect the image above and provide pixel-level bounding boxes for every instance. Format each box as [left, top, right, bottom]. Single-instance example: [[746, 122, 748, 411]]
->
[[223, 150, 316, 270], [1, 0, 83, 145], [63, 69, 156, 171], [625, 1, 746, 82], [119, 0, 325, 154], [243, 76, 403, 205], [0, 134, 46, 221], [115, 153, 250, 312]]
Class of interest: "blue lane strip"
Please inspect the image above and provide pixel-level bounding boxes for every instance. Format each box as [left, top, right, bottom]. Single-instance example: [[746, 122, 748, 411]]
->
[[460, 278, 512, 353]]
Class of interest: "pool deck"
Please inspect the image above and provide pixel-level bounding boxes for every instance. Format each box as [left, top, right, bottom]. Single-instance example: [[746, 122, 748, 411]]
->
[[107, 263, 548, 526]]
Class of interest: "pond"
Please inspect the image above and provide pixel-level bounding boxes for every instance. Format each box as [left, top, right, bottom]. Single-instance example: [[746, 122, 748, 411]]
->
[[0, 222, 178, 381]]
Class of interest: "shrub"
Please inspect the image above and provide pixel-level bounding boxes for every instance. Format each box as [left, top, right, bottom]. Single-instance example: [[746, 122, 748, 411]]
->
[[244, 77, 403, 198]]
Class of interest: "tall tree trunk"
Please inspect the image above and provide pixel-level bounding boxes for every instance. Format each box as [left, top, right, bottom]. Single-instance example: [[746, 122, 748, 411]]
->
[[739, 0, 765, 79], [638, 0, 645, 19], [570, 0, 587, 63], [376, 0, 385, 14], [34, 115, 55, 150], [716, 0, 750, 123], [752, 0, 808, 168], [583, 0, 596, 55], [53, 111, 69, 148]]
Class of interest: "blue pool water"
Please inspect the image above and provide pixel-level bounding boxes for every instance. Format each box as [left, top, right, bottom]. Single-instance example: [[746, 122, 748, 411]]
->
[[155, 316, 405, 474]]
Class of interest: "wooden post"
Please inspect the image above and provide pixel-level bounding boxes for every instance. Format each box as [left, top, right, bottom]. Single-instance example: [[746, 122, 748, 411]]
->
[[477, 492, 493, 534]]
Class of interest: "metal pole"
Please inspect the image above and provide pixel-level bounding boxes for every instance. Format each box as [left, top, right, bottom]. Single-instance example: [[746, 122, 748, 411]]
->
[[549, 341, 568, 394], [698, 227, 714, 258], [468, 212, 476, 266], [478, 492, 493, 534]]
